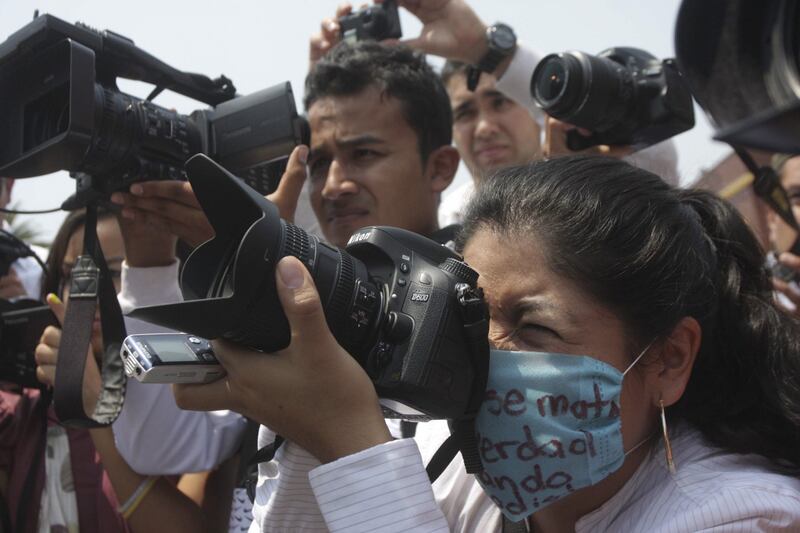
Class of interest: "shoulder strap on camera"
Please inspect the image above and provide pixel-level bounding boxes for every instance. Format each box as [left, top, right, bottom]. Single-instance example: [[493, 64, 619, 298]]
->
[[426, 282, 489, 483], [54, 203, 127, 427]]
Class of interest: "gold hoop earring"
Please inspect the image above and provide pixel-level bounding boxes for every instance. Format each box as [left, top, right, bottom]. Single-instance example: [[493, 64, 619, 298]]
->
[[660, 398, 676, 474]]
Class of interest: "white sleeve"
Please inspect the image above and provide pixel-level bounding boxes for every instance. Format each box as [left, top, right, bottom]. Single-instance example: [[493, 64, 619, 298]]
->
[[113, 261, 246, 474], [249, 427, 328, 532], [309, 439, 450, 533], [495, 42, 544, 116]]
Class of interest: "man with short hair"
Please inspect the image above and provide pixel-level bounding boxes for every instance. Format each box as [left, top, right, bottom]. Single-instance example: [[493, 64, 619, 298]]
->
[[304, 41, 459, 247]]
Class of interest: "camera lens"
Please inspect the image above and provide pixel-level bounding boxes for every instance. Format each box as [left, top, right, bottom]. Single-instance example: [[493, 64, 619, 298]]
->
[[535, 57, 569, 104], [531, 53, 587, 117], [531, 50, 634, 134]]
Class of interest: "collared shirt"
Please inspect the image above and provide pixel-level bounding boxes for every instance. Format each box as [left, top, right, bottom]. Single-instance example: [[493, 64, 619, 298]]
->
[[252, 424, 800, 532]]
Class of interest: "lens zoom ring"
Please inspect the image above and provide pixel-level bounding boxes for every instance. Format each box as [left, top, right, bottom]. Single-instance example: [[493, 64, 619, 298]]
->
[[329, 251, 354, 319], [282, 222, 311, 263]]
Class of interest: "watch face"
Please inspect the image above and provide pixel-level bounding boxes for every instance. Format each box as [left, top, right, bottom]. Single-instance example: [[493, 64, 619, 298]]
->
[[491, 24, 516, 51]]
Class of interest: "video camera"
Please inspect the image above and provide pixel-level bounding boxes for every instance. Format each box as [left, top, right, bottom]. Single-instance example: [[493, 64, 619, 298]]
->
[[531, 47, 695, 151], [0, 14, 309, 207], [0, 300, 57, 389]]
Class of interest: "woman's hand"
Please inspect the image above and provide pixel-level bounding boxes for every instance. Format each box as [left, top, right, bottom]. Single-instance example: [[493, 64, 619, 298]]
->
[[34, 294, 102, 414], [173, 256, 392, 463]]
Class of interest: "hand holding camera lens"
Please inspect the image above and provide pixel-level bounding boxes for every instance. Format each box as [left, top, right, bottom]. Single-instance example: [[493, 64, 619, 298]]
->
[[543, 117, 635, 160], [173, 256, 392, 463], [111, 144, 310, 260]]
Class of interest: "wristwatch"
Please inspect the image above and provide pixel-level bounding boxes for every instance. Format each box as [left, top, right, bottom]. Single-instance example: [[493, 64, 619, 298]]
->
[[467, 23, 517, 91]]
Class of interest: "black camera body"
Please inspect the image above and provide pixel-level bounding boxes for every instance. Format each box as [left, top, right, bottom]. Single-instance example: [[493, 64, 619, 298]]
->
[[531, 47, 694, 151], [0, 300, 58, 389], [339, 0, 402, 43], [130, 155, 487, 421], [0, 14, 308, 206]]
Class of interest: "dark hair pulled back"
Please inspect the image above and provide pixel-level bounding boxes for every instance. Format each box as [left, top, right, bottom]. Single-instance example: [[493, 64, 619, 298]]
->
[[458, 155, 800, 470]]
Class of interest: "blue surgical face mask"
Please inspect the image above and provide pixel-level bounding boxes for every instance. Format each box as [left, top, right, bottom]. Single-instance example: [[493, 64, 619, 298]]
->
[[474, 345, 651, 522]]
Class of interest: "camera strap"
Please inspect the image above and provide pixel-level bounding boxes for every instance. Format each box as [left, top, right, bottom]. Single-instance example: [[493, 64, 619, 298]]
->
[[54, 204, 127, 427], [426, 283, 490, 483]]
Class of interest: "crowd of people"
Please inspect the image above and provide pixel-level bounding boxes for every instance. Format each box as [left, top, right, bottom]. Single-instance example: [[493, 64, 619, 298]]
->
[[0, 0, 799, 531]]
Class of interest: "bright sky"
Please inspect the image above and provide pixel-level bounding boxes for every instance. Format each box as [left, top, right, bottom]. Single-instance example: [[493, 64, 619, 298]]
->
[[0, 0, 731, 241]]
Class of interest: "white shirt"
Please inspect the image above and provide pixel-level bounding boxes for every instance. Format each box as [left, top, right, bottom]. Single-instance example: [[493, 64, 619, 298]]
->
[[262, 424, 800, 532], [113, 261, 247, 474]]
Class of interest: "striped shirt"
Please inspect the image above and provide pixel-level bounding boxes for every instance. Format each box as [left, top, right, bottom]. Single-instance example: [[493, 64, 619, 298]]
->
[[249, 424, 800, 532]]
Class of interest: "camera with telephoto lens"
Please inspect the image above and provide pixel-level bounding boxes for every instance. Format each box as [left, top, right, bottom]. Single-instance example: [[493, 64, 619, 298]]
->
[[531, 47, 695, 151], [0, 14, 309, 207], [339, 0, 402, 43], [129, 154, 488, 421]]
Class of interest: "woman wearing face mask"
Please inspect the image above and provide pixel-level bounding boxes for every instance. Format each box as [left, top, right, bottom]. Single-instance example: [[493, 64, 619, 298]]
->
[[175, 155, 800, 532]]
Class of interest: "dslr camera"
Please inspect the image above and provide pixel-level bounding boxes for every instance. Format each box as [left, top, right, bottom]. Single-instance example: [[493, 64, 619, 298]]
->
[[339, 0, 402, 43], [131, 155, 488, 422], [531, 47, 695, 151], [0, 14, 308, 206]]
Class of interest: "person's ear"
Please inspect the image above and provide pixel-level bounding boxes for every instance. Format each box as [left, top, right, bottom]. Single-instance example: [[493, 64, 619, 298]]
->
[[653, 316, 701, 407], [424, 145, 460, 194]]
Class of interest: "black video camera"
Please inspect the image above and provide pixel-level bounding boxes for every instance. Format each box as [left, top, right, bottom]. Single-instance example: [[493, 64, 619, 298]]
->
[[339, 0, 402, 43], [130, 155, 488, 421], [531, 47, 695, 151], [0, 300, 58, 389], [0, 14, 309, 207]]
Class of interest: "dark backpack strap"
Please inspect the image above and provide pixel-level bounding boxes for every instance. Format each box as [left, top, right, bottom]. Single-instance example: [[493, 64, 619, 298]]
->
[[54, 204, 127, 427]]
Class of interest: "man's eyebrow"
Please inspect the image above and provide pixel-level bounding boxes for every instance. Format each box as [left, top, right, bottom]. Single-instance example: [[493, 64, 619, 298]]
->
[[336, 134, 386, 148], [479, 89, 511, 101]]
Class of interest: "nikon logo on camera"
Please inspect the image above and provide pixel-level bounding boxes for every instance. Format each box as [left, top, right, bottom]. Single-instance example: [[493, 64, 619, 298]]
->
[[347, 230, 373, 245]]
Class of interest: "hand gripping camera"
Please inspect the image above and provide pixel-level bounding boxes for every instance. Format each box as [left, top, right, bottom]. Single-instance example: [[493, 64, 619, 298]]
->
[[531, 47, 695, 151], [129, 155, 489, 423], [0, 14, 308, 206]]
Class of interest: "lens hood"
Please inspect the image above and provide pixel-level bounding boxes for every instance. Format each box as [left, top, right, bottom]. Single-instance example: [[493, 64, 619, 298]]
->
[[127, 154, 284, 339]]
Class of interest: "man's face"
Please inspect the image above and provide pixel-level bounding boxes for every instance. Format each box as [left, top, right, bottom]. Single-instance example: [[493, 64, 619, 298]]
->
[[307, 86, 443, 247], [447, 72, 542, 181], [769, 157, 800, 253]]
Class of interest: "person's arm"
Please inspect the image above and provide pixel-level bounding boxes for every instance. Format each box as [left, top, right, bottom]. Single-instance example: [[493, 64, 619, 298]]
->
[[112, 261, 247, 474], [89, 427, 212, 533], [309, 439, 449, 533]]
